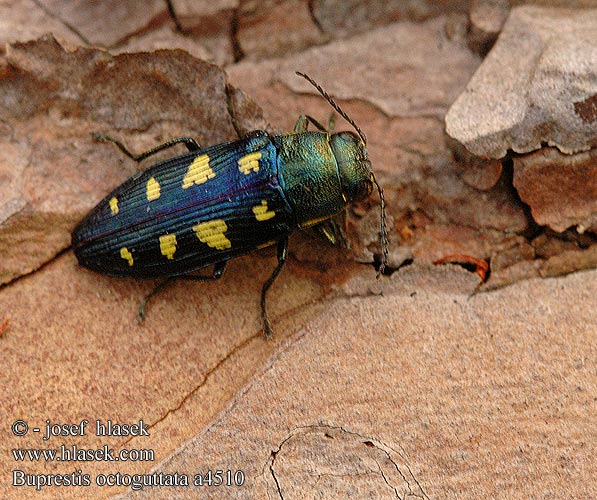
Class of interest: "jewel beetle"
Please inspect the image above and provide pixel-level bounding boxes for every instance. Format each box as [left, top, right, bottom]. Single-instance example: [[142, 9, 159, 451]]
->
[[72, 72, 388, 337]]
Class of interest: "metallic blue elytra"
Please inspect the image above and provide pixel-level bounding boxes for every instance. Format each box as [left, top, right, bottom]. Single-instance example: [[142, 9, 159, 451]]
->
[[72, 73, 388, 337], [73, 131, 293, 278]]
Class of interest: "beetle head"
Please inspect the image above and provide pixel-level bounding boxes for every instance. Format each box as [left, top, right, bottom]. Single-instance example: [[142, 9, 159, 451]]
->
[[330, 131, 373, 203]]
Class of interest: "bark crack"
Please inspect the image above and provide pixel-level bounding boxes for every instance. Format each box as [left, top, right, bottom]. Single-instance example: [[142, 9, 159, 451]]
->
[[264, 423, 430, 500], [118, 331, 260, 448]]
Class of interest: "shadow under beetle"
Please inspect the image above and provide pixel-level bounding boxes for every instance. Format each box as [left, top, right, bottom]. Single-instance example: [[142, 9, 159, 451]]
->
[[72, 72, 388, 337]]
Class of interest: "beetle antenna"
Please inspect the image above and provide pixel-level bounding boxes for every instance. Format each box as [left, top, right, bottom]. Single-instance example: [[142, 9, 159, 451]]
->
[[296, 71, 367, 145], [296, 72, 388, 276], [371, 172, 389, 277]]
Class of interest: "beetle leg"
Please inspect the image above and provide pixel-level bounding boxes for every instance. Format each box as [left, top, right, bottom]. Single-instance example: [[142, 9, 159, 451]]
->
[[312, 211, 349, 248], [178, 261, 227, 282], [306, 115, 327, 132], [327, 112, 336, 134], [137, 261, 227, 324], [165, 0, 183, 32], [137, 279, 173, 324], [295, 112, 337, 134], [92, 133, 201, 162], [294, 115, 326, 133], [293, 115, 309, 132], [261, 238, 288, 338]]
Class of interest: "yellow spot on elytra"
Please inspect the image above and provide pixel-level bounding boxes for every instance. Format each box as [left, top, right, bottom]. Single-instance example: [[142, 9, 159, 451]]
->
[[252, 200, 276, 221], [238, 151, 262, 175], [109, 197, 119, 215], [182, 154, 215, 188], [120, 247, 133, 266], [159, 234, 177, 260], [146, 177, 161, 201], [193, 220, 231, 250]]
